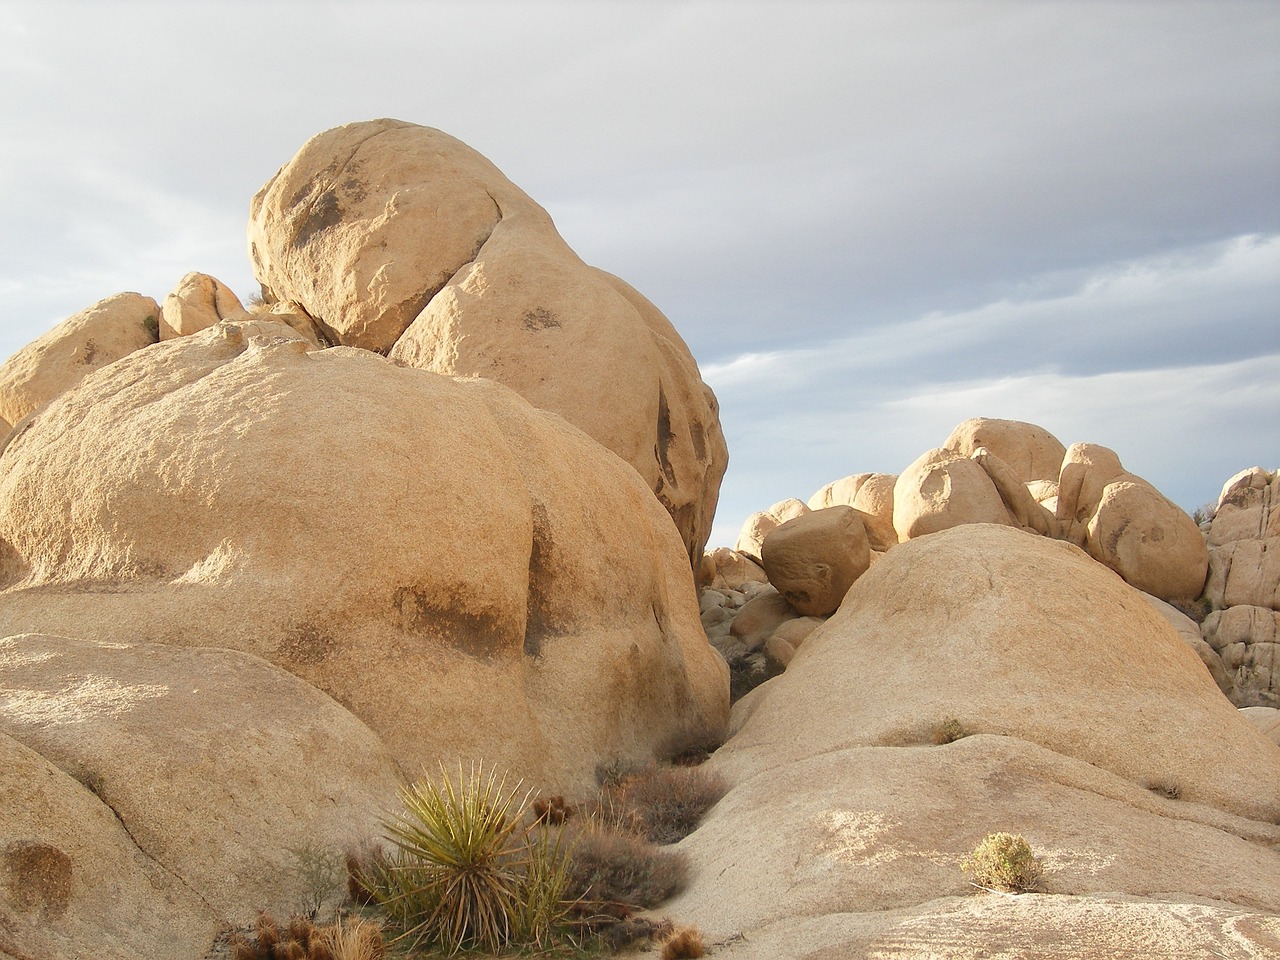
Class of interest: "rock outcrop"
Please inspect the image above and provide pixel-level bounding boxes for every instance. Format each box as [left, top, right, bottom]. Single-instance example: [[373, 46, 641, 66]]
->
[[1201, 467, 1280, 707], [0, 292, 159, 434], [248, 119, 727, 569], [0, 320, 728, 796], [0, 729, 222, 960], [158, 271, 249, 340], [733, 498, 810, 562], [670, 524, 1280, 958], [0, 634, 401, 931], [943, 416, 1066, 484], [807, 471, 897, 550], [892, 448, 1013, 541]]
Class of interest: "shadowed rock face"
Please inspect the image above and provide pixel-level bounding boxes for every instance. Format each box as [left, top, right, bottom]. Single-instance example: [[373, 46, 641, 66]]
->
[[248, 119, 728, 569], [0, 320, 728, 795]]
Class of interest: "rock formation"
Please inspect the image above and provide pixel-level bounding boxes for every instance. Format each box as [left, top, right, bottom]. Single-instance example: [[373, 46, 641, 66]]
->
[[671, 524, 1280, 958], [0, 292, 159, 435], [1201, 466, 1280, 707], [0, 321, 727, 794], [760, 505, 871, 616], [247, 119, 727, 568], [0, 634, 401, 925]]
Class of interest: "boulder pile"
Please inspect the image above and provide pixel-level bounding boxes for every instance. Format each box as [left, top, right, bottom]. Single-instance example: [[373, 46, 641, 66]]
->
[[710, 418, 1224, 700], [672, 524, 1280, 958], [0, 122, 728, 959], [1200, 466, 1280, 707]]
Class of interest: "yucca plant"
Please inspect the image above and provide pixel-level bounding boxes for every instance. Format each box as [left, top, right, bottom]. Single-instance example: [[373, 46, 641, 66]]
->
[[372, 762, 573, 955]]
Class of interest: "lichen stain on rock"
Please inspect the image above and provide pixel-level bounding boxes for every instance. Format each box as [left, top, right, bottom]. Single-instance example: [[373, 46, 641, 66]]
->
[[392, 585, 517, 660], [2, 840, 72, 919]]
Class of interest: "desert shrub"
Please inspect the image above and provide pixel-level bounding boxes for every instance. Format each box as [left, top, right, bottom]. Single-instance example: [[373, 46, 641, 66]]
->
[[1148, 781, 1181, 800], [1192, 502, 1216, 526], [661, 925, 706, 959], [600, 764, 728, 844], [961, 832, 1042, 893], [369, 763, 572, 954], [932, 717, 967, 745], [564, 825, 689, 912], [287, 843, 346, 919]]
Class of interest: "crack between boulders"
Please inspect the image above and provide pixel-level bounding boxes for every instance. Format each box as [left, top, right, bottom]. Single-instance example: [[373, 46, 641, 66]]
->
[[84, 782, 225, 924], [388, 187, 504, 355]]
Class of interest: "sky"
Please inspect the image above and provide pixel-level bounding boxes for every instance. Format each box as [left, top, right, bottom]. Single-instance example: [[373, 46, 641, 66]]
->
[[1, 1, 1276, 548]]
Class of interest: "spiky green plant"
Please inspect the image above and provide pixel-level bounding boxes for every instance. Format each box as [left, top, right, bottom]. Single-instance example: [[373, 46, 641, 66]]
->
[[373, 762, 572, 955]]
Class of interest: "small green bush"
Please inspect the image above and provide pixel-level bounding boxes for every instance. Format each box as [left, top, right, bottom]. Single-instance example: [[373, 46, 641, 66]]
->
[[961, 832, 1042, 893]]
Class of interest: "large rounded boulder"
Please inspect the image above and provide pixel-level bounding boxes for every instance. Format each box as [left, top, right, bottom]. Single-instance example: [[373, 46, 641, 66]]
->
[[0, 320, 727, 794], [248, 119, 727, 568], [893, 449, 1013, 541], [0, 292, 159, 433], [943, 417, 1066, 483]]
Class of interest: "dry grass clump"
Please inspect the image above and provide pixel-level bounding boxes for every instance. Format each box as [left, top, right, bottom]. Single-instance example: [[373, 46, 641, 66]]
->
[[660, 926, 706, 959], [564, 824, 689, 912], [961, 832, 1042, 893], [931, 717, 968, 745], [229, 911, 384, 960], [597, 764, 727, 845]]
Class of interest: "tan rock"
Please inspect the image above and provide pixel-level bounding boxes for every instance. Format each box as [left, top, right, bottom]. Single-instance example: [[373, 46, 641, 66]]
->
[[1208, 537, 1280, 611], [671, 739, 1280, 955], [970, 446, 1058, 537], [808, 473, 898, 550], [1210, 467, 1280, 546], [0, 320, 728, 795], [769, 615, 825, 651], [1085, 478, 1209, 602], [807, 473, 873, 510], [1055, 442, 1126, 544], [249, 120, 728, 568], [762, 633, 795, 670], [1240, 706, 1280, 746], [669, 524, 1280, 958], [702, 546, 768, 592], [158, 272, 249, 340], [724, 524, 1280, 821], [729, 585, 799, 653], [761, 506, 871, 616], [0, 634, 401, 925], [0, 292, 158, 428], [1143, 594, 1230, 695], [0, 730, 220, 960], [1201, 605, 1279, 707], [733, 498, 810, 562], [943, 417, 1066, 483], [893, 449, 1012, 541], [683, 894, 1280, 960], [1027, 478, 1059, 504]]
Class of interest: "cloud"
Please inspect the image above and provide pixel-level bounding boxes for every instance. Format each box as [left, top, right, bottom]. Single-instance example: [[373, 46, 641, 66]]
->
[[704, 233, 1280, 545]]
